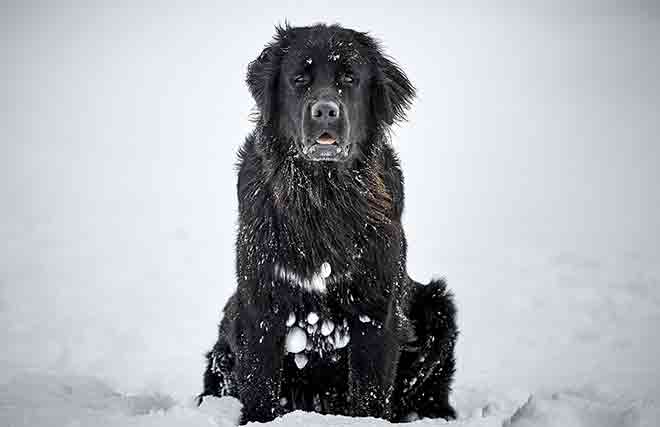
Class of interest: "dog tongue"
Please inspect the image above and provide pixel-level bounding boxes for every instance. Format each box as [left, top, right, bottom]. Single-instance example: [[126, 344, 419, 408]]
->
[[317, 133, 336, 145]]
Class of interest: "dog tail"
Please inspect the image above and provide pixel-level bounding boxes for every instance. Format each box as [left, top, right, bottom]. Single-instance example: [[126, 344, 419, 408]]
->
[[393, 277, 458, 421]]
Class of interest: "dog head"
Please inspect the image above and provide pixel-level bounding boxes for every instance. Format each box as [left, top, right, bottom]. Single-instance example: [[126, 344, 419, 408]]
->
[[246, 23, 415, 162]]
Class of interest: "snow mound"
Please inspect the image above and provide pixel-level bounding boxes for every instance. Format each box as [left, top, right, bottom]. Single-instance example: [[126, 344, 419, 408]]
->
[[0, 372, 240, 427], [247, 411, 396, 426], [2, 372, 659, 427], [503, 391, 655, 427]]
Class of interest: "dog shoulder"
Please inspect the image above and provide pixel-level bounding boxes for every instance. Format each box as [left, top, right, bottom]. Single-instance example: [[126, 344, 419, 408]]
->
[[236, 132, 267, 212], [236, 133, 259, 184], [380, 144, 405, 220]]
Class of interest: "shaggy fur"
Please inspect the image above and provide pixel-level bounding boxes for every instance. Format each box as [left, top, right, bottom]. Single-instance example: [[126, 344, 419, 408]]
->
[[198, 23, 458, 424]]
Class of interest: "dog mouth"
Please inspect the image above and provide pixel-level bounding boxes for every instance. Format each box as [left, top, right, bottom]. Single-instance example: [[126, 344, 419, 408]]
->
[[302, 131, 350, 161], [316, 132, 337, 145]]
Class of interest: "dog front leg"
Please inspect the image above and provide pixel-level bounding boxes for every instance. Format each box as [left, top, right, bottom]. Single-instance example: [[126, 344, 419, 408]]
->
[[234, 311, 286, 424], [347, 317, 401, 419]]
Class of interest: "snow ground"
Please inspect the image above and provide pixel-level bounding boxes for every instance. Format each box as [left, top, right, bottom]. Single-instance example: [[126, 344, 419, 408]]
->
[[2, 247, 659, 425], [2, 1, 660, 427], [2, 372, 659, 426]]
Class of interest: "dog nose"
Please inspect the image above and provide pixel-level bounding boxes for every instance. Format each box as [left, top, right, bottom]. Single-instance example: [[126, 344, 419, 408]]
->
[[310, 100, 339, 124]]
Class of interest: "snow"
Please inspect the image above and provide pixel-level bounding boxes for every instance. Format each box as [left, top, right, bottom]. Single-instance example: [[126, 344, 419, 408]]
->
[[285, 327, 307, 354], [286, 313, 297, 327], [320, 262, 332, 279], [294, 354, 309, 370], [2, 2, 660, 427], [321, 320, 335, 336], [287, 313, 349, 357], [306, 312, 319, 325], [333, 329, 351, 349], [2, 374, 658, 427]]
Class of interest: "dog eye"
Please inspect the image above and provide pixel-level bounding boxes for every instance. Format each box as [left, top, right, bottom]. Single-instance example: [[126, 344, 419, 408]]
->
[[340, 74, 355, 85], [293, 74, 310, 86]]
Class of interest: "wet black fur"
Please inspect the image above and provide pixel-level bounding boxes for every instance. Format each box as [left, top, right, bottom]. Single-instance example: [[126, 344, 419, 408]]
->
[[198, 23, 458, 424]]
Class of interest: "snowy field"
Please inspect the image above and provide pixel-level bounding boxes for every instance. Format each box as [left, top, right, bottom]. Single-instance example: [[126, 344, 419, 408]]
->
[[2, 1, 659, 426]]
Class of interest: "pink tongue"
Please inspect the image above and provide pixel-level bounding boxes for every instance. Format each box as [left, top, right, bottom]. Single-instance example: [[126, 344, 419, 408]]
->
[[317, 134, 336, 145]]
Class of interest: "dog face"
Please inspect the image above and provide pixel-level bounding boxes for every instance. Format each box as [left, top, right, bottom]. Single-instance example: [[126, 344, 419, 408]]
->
[[247, 24, 415, 162], [277, 35, 371, 162]]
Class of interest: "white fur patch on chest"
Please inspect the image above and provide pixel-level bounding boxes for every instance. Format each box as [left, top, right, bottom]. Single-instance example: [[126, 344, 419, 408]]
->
[[274, 262, 346, 293]]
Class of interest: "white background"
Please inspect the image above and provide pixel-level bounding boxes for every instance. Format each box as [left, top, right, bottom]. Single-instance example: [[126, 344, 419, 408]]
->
[[2, 0, 659, 421]]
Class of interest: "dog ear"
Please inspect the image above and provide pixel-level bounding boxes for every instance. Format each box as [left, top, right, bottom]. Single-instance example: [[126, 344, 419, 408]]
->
[[372, 54, 415, 126], [246, 46, 279, 125], [246, 24, 290, 124]]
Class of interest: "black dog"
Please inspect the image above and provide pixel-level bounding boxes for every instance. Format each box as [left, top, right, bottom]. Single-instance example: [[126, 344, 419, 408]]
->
[[198, 23, 458, 424]]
